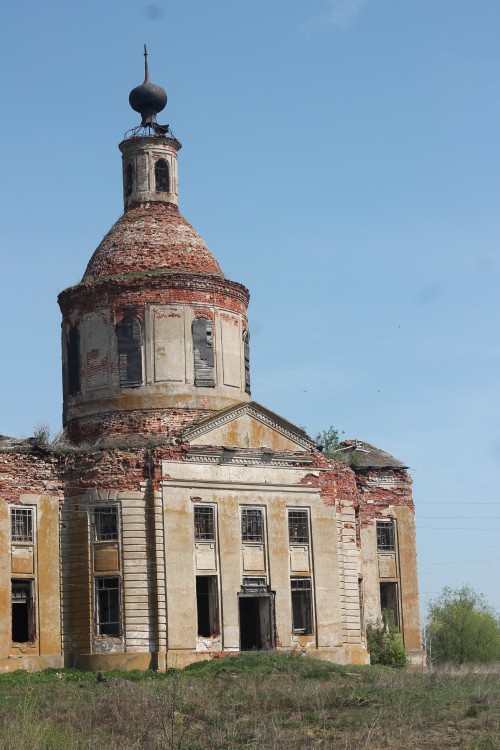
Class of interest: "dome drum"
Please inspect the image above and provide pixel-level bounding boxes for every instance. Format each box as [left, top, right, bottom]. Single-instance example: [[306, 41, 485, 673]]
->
[[120, 136, 181, 211]]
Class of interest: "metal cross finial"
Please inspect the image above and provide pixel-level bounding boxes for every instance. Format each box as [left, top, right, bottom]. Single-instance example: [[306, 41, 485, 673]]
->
[[144, 44, 150, 81]]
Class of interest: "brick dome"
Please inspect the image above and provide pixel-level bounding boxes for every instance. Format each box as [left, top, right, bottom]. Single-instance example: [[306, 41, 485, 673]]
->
[[83, 202, 224, 282]]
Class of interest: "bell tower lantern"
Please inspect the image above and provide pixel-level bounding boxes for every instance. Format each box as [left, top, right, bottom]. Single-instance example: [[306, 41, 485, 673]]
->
[[120, 47, 180, 210]]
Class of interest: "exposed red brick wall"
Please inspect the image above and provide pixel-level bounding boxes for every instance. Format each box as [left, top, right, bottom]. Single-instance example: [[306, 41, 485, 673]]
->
[[82, 203, 224, 281], [0, 444, 188, 504], [66, 407, 214, 443], [58, 273, 249, 323]]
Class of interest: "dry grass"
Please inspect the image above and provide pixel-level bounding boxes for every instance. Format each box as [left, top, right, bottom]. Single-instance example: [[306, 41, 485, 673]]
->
[[0, 655, 499, 749]]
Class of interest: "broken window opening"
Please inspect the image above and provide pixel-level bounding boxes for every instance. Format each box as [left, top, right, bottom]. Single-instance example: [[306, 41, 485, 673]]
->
[[380, 582, 400, 629], [125, 163, 134, 196], [196, 576, 219, 637], [11, 507, 34, 543], [358, 577, 365, 632], [155, 159, 170, 192], [95, 577, 121, 636], [239, 594, 274, 651], [67, 326, 81, 396], [376, 519, 396, 552], [291, 577, 313, 634], [243, 331, 251, 394], [194, 506, 215, 541], [93, 506, 119, 541], [116, 309, 143, 388], [12, 580, 34, 643], [355, 507, 361, 547], [192, 318, 215, 387], [288, 510, 309, 544], [241, 508, 264, 543]]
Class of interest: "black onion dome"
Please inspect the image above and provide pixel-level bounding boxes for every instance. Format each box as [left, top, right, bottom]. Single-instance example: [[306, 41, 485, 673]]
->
[[129, 47, 168, 124], [129, 80, 167, 118]]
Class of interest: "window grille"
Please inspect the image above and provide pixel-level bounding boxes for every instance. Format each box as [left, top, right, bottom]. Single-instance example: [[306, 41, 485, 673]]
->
[[288, 510, 309, 544], [11, 508, 33, 542], [155, 159, 169, 192], [291, 577, 313, 634], [116, 309, 143, 388], [241, 508, 264, 542], [192, 318, 215, 387], [93, 506, 118, 541], [376, 520, 396, 552], [194, 506, 215, 541], [95, 577, 121, 636]]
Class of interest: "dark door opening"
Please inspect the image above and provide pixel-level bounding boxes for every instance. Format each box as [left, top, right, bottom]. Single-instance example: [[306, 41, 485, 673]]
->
[[12, 580, 33, 642], [239, 594, 274, 651]]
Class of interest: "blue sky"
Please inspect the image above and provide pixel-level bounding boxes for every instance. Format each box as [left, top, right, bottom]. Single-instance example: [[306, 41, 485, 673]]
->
[[0, 0, 499, 617]]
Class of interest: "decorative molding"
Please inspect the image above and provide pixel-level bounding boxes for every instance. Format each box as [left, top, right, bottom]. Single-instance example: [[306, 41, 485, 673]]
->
[[182, 401, 316, 451], [184, 447, 314, 467]]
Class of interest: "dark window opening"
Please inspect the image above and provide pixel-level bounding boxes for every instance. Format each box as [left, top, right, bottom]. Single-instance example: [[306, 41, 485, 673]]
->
[[288, 510, 309, 544], [125, 163, 134, 196], [12, 580, 34, 642], [96, 577, 121, 636], [11, 508, 33, 543], [380, 582, 399, 629], [376, 520, 396, 552], [241, 508, 264, 542], [116, 309, 143, 388], [93, 506, 118, 541], [243, 331, 251, 394], [155, 159, 170, 192], [291, 578, 313, 634], [194, 506, 215, 541], [67, 327, 81, 396], [196, 576, 219, 637], [192, 318, 215, 387]]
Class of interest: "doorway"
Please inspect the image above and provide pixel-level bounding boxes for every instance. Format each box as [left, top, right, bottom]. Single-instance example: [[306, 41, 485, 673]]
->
[[239, 594, 274, 651]]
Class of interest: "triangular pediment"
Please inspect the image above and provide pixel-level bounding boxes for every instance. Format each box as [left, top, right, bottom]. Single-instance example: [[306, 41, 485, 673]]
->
[[183, 402, 317, 452]]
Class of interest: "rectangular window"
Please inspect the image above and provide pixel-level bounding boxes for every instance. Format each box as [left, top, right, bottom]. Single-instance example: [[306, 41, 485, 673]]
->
[[11, 507, 33, 543], [241, 508, 264, 542], [93, 506, 119, 541], [196, 576, 219, 637], [95, 577, 121, 636], [12, 580, 34, 642], [288, 509, 309, 544], [380, 582, 400, 628], [194, 506, 215, 541], [291, 577, 313, 634], [376, 519, 396, 552]]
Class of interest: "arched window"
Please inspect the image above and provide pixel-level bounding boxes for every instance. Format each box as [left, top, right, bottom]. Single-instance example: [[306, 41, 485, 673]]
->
[[125, 164, 134, 196], [243, 331, 251, 394], [155, 159, 170, 192], [116, 309, 143, 388], [192, 318, 215, 387], [67, 326, 81, 396]]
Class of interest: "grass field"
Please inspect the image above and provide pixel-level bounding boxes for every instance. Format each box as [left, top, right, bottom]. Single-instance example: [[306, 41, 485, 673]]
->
[[0, 654, 499, 749]]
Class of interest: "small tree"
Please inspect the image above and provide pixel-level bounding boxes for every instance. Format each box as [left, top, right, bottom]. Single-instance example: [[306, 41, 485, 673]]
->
[[316, 426, 345, 456], [426, 585, 500, 665]]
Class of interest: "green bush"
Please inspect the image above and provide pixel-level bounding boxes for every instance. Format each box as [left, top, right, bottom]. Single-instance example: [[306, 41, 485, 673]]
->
[[367, 613, 407, 668]]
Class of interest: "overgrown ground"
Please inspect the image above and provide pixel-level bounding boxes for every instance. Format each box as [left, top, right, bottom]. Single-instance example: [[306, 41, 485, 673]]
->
[[0, 654, 499, 749]]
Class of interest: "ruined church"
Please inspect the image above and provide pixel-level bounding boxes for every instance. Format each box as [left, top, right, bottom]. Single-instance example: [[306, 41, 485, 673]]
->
[[0, 56, 424, 672]]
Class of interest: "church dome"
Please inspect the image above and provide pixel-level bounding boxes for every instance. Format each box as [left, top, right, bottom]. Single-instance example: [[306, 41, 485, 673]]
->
[[82, 202, 224, 282]]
